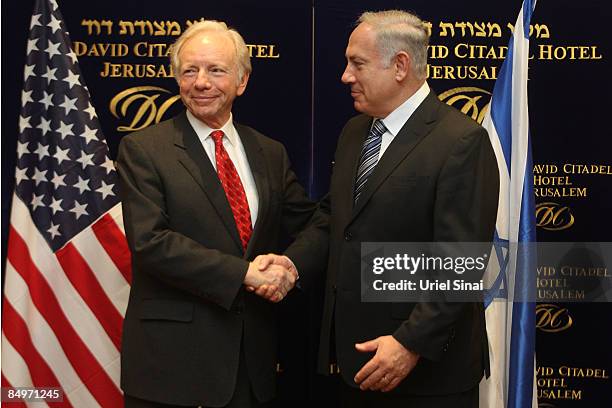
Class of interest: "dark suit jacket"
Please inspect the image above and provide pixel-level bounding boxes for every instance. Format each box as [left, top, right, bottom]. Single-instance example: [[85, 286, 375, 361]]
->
[[317, 91, 499, 395], [117, 112, 327, 407]]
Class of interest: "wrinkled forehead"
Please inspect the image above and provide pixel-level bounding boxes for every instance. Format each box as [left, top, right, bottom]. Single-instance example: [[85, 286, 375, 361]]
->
[[346, 23, 380, 58], [179, 30, 237, 62]]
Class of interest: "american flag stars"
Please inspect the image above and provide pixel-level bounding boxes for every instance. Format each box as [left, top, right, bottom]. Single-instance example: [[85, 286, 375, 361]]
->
[[14, 0, 119, 250], [3, 3, 130, 405]]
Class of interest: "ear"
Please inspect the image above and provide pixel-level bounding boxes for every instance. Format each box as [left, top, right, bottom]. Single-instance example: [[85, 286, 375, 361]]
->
[[394, 51, 411, 81], [236, 72, 250, 96]]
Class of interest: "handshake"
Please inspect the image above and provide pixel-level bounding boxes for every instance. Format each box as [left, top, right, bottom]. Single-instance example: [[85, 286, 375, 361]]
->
[[244, 254, 298, 303]]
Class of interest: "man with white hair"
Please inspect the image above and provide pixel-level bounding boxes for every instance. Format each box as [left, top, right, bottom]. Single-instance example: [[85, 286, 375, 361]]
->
[[317, 10, 499, 407], [117, 20, 327, 408]]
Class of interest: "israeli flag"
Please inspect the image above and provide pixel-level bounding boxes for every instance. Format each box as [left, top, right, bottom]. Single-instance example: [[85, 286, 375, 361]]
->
[[479, 1, 538, 407]]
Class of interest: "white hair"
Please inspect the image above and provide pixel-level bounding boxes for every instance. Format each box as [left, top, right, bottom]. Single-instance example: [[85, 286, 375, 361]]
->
[[358, 10, 430, 80]]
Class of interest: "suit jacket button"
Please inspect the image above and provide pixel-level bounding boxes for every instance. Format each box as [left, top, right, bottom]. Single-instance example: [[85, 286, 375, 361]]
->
[[344, 232, 352, 241], [332, 285, 338, 294]]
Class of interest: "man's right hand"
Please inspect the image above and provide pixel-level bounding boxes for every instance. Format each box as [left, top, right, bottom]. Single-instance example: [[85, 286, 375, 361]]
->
[[244, 254, 297, 302]]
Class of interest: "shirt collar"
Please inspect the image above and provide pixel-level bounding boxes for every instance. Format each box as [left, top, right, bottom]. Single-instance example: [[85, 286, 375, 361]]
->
[[186, 111, 238, 147], [380, 81, 430, 137]]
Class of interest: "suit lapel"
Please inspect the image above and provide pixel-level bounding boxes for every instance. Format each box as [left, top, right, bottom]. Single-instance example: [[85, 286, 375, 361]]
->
[[235, 123, 269, 258], [173, 112, 243, 252], [350, 91, 441, 222]]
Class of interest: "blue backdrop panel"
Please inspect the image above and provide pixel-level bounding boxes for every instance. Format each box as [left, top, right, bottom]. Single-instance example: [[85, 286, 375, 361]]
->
[[2, 0, 611, 406]]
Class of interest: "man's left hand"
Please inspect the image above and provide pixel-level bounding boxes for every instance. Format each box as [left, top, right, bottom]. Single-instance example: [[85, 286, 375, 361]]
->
[[354, 335, 420, 392]]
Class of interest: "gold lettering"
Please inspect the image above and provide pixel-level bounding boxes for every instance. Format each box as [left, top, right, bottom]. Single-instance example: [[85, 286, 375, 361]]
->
[[539, 44, 603, 61], [554, 46, 567, 60], [537, 388, 582, 400], [453, 44, 507, 59], [536, 366, 555, 376], [73, 41, 87, 56], [563, 164, 612, 174], [444, 66, 455, 79], [255, 45, 267, 57], [590, 46, 603, 59], [428, 45, 449, 59], [534, 187, 587, 198], [540, 44, 553, 60], [533, 176, 573, 186], [538, 289, 585, 300], [100, 61, 110, 78], [455, 43, 468, 58], [537, 266, 556, 276], [536, 304, 573, 332], [537, 377, 567, 388], [559, 366, 609, 378], [134, 42, 171, 57], [110, 86, 181, 131], [426, 65, 497, 80], [533, 164, 558, 174], [245, 44, 280, 58], [75, 43, 129, 57], [124, 64, 134, 77], [267, 45, 280, 58], [134, 42, 147, 57], [98, 63, 174, 79], [110, 63, 121, 77], [537, 278, 567, 288], [560, 266, 610, 277]]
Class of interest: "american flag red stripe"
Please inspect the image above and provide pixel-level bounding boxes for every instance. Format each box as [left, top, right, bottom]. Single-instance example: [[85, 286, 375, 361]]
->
[[56, 243, 124, 349], [2, 1, 130, 406], [1, 374, 29, 408], [3, 261, 105, 407], [6, 224, 125, 407], [2, 301, 70, 408], [91, 213, 132, 284]]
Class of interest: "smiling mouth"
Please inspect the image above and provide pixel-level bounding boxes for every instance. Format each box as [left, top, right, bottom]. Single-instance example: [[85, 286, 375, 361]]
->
[[192, 95, 218, 103]]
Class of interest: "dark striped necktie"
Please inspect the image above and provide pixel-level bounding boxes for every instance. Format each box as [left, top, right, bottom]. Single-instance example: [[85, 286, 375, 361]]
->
[[354, 119, 387, 204]]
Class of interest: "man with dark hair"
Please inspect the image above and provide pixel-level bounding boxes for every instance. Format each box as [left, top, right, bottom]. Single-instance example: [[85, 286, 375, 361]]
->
[[317, 10, 499, 408]]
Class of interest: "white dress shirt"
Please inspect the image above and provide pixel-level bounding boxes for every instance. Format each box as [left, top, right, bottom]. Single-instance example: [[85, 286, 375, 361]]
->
[[378, 81, 431, 158], [186, 111, 259, 226]]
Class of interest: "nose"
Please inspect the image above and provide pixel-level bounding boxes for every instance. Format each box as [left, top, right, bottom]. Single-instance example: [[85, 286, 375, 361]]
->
[[341, 64, 354, 84], [194, 71, 211, 90]]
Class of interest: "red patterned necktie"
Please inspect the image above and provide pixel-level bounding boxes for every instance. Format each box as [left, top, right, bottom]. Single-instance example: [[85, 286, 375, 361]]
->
[[210, 130, 253, 251]]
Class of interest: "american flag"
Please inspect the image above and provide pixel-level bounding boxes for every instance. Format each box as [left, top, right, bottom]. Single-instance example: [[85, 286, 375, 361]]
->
[[2, 0, 131, 406]]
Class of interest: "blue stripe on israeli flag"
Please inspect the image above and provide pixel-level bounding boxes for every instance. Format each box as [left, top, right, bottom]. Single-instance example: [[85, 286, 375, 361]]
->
[[479, 1, 538, 407]]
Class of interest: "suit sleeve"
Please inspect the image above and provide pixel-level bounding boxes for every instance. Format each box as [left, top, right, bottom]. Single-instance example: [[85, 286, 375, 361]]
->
[[279, 145, 330, 290], [117, 135, 249, 311], [392, 126, 499, 361]]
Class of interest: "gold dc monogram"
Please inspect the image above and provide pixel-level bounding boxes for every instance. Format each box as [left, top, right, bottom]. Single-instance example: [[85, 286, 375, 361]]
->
[[438, 87, 491, 124], [110, 86, 181, 132], [535, 202, 575, 231], [535, 304, 573, 333]]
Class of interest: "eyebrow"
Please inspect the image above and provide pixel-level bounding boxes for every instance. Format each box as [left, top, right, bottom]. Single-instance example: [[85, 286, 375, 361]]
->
[[347, 55, 366, 63]]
